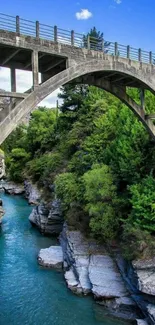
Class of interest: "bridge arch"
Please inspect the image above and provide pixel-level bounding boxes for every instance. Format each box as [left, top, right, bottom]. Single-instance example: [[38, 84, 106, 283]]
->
[[1, 58, 155, 143]]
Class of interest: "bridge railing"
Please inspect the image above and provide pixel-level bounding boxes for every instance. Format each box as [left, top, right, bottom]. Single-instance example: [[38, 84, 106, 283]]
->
[[0, 13, 16, 32], [0, 12, 154, 65]]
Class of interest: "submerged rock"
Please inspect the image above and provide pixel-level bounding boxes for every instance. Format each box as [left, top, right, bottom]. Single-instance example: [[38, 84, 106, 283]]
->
[[38, 246, 63, 268], [29, 200, 63, 235], [24, 180, 41, 204]]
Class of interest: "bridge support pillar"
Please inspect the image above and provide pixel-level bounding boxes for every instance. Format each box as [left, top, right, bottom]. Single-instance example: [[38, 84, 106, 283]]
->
[[10, 68, 16, 92], [32, 50, 39, 90]]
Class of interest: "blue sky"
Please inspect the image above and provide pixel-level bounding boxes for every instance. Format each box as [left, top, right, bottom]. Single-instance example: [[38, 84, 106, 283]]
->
[[1, 0, 155, 51], [1, 0, 155, 107]]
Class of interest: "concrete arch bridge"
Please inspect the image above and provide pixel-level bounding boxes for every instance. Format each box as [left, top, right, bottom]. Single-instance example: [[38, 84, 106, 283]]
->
[[0, 13, 155, 144]]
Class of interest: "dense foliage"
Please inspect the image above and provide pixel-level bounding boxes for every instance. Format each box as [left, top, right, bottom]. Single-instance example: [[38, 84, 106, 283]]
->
[[2, 74, 155, 259]]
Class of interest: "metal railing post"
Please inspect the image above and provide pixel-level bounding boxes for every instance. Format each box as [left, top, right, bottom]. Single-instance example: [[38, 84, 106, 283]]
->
[[71, 30, 74, 46], [54, 25, 58, 42], [127, 45, 130, 59], [16, 15, 20, 34], [36, 21, 39, 38], [149, 51, 152, 64], [138, 48, 142, 62], [1, 13, 154, 67], [101, 39, 104, 52], [87, 35, 90, 50], [115, 42, 118, 56]]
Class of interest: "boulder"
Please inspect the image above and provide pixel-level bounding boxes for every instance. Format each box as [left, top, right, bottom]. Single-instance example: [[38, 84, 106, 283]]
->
[[38, 246, 63, 269]]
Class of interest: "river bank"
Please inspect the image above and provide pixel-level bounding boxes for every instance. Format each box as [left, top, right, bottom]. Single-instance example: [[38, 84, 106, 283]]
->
[[0, 181, 154, 324], [0, 192, 131, 325]]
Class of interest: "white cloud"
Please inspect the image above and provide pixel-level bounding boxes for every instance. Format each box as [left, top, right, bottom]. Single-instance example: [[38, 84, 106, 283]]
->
[[0, 67, 61, 108], [114, 0, 122, 4], [76, 9, 93, 20]]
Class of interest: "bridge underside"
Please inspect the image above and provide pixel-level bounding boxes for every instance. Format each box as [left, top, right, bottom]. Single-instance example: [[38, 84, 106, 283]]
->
[[0, 30, 155, 144], [0, 43, 67, 77], [0, 43, 151, 90]]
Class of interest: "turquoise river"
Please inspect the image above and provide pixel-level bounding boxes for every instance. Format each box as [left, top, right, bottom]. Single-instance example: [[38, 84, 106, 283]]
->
[[0, 193, 130, 325]]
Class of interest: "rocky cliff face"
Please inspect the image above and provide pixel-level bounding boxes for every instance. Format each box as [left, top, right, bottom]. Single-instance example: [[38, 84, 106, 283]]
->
[[24, 180, 63, 235], [132, 259, 155, 323], [24, 180, 41, 204], [3, 182, 25, 195], [0, 151, 5, 180], [29, 199, 63, 235], [38, 224, 150, 322], [0, 198, 4, 224], [59, 224, 140, 321]]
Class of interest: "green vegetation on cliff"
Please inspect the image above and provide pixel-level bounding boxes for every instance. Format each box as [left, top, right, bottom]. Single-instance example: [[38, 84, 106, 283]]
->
[[2, 84, 155, 259]]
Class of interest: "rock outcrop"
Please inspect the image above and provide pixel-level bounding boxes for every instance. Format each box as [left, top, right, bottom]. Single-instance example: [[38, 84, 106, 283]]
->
[[0, 198, 4, 224], [132, 259, 155, 323], [59, 224, 140, 320], [38, 246, 63, 268], [133, 258, 155, 296], [0, 150, 5, 179], [29, 199, 63, 235], [136, 320, 148, 325], [24, 180, 41, 204], [3, 182, 25, 195]]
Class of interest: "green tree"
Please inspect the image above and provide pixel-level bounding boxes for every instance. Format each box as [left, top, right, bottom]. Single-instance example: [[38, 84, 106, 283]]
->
[[129, 175, 155, 232], [83, 164, 118, 240], [8, 148, 30, 182], [58, 84, 88, 112], [83, 27, 110, 52], [26, 108, 57, 154]]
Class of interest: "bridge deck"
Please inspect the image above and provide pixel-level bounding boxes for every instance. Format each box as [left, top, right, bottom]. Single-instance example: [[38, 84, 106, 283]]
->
[[0, 29, 152, 90]]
